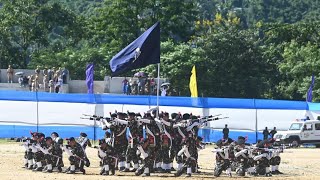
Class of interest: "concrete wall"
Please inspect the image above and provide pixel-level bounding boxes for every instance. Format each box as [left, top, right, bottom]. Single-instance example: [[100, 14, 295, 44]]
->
[[0, 69, 168, 94], [68, 80, 106, 94], [0, 69, 70, 83]]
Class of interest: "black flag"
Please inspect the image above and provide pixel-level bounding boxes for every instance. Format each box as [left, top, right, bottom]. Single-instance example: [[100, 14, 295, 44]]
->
[[109, 22, 160, 76]]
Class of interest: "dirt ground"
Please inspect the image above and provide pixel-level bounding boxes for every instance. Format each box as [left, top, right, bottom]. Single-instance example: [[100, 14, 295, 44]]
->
[[0, 142, 319, 180]]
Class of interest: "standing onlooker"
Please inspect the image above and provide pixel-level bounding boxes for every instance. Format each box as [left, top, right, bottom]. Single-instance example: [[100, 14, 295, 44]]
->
[[32, 75, 39, 92], [28, 75, 33, 91], [122, 77, 128, 94], [43, 67, 48, 77], [43, 75, 48, 91], [223, 124, 229, 140], [263, 127, 269, 140], [62, 67, 69, 84], [35, 66, 41, 75], [270, 127, 277, 138], [138, 76, 145, 95], [7, 65, 14, 83], [49, 80, 55, 93], [22, 76, 28, 87], [161, 85, 167, 96], [125, 81, 131, 95], [18, 76, 23, 87], [48, 67, 53, 81]]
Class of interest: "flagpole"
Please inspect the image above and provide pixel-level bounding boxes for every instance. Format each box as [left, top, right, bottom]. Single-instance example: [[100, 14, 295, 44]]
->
[[156, 63, 160, 119]]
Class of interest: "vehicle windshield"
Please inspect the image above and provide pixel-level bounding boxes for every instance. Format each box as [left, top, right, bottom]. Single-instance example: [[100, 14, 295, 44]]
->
[[289, 123, 303, 130]]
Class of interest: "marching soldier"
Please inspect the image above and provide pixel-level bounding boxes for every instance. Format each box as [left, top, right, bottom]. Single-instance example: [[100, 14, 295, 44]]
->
[[160, 112, 173, 173], [124, 112, 143, 172], [135, 113, 160, 176]]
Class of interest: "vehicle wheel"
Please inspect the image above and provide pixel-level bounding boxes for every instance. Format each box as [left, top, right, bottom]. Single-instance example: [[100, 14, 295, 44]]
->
[[288, 138, 300, 147], [316, 144, 320, 148]]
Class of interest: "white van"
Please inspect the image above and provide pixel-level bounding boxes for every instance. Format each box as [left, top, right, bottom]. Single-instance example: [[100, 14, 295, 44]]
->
[[274, 119, 320, 147]]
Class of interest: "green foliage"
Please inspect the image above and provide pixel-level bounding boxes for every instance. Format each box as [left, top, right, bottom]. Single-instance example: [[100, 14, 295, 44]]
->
[[1, 0, 320, 101]]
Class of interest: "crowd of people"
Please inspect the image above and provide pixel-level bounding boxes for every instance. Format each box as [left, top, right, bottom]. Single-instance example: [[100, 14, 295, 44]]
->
[[1, 65, 69, 93], [122, 76, 177, 96], [21, 110, 284, 177]]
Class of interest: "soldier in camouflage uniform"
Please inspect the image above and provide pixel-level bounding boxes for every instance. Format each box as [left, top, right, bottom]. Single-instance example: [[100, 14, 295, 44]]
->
[[43, 137, 63, 173], [32, 132, 46, 171], [124, 112, 143, 172], [160, 112, 174, 173], [135, 113, 160, 176], [98, 139, 116, 175], [64, 137, 87, 174]]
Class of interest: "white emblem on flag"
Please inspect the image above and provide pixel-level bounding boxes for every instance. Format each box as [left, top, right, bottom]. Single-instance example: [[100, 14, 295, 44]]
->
[[133, 47, 141, 62]]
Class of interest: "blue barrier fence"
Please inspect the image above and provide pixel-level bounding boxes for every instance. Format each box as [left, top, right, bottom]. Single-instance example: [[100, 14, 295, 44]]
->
[[0, 90, 318, 143], [0, 90, 312, 109]]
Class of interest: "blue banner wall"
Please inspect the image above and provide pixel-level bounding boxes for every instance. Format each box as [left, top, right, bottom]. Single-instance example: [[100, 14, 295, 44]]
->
[[0, 90, 317, 143]]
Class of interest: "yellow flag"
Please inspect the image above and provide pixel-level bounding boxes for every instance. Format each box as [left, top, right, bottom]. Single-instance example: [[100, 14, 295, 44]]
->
[[189, 65, 198, 97]]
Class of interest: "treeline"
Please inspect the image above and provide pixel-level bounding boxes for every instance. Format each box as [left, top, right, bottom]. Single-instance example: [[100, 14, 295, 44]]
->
[[0, 0, 319, 101]]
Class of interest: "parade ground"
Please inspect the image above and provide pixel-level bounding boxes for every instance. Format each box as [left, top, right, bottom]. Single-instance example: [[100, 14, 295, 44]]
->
[[0, 141, 319, 180]]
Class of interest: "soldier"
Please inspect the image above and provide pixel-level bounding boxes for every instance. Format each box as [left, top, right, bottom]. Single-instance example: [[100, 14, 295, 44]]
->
[[32, 132, 46, 171], [7, 65, 14, 83], [51, 132, 62, 144], [124, 112, 143, 172], [223, 124, 229, 140], [270, 127, 277, 138], [77, 132, 92, 150], [64, 137, 87, 174], [175, 127, 198, 177], [113, 112, 129, 171], [160, 112, 173, 173], [98, 139, 116, 175], [263, 127, 269, 140], [42, 137, 63, 173], [135, 113, 160, 176]]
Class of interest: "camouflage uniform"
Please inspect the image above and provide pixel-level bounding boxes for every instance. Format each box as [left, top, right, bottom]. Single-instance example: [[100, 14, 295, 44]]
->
[[65, 137, 87, 174], [98, 139, 116, 175], [124, 113, 143, 172]]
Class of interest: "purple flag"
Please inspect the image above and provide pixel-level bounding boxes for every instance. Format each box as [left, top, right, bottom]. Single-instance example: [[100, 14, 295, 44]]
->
[[86, 63, 94, 94], [306, 75, 315, 102]]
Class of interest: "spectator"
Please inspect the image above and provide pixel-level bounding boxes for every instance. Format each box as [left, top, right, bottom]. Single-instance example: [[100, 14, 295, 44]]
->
[[56, 75, 63, 93], [43, 67, 48, 77], [43, 75, 48, 91], [263, 127, 269, 140], [32, 75, 39, 92], [161, 85, 167, 96], [28, 75, 34, 91], [138, 76, 145, 95], [122, 77, 128, 94], [7, 65, 14, 83], [150, 77, 155, 94], [49, 80, 55, 93], [131, 80, 138, 95], [22, 76, 28, 87], [62, 67, 69, 84], [125, 81, 131, 95], [35, 66, 41, 75], [48, 67, 54, 81], [18, 76, 23, 87]]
